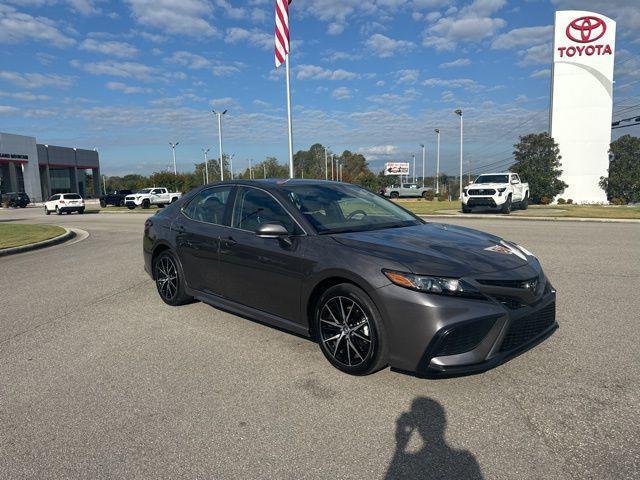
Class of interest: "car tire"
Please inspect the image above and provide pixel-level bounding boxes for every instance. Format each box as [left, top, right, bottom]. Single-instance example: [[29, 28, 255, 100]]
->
[[45, 207, 50, 215], [79, 208, 85, 214], [142, 199, 150, 209], [100, 199, 106, 208], [127, 205, 135, 210], [19, 204, 26, 208], [116, 199, 123, 207], [157, 203, 165, 208], [314, 283, 388, 375], [171, 197, 178, 203], [462, 205, 471, 213], [153, 250, 192, 306], [390, 192, 399, 199], [501, 195, 512, 214], [56, 206, 62, 215], [520, 193, 529, 210]]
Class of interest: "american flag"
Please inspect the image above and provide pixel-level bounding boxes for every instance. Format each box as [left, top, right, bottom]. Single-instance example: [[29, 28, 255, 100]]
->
[[274, 0, 291, 68]]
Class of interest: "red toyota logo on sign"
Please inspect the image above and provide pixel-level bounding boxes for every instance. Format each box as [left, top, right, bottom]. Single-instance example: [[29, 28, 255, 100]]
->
[[566, 16, 606, 43]]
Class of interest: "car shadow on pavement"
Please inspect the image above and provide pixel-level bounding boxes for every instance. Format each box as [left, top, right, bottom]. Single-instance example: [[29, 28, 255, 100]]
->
[[385, 397, 484, 479]]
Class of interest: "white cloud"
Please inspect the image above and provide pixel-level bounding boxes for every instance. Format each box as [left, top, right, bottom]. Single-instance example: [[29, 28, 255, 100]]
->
[[358, 145, 399, 156], [0, 70, 74, 89], [365, 33, 415, 58], [327, 23, 345, 35], [168, 51, 211, 69], [125, 0, 216, 37], [322, 50, 358, 62], [71, 60, 158, 81], [439, 58, 471, 68], [0, 105, 20, 115], [253, 99, 270, 108], [332, 87, 352, 100], [80, 38, 138, 58], [106, 81, 153, 94], [0, 91, 51, 101], [396, 69, 420, 84], [0, 5, 75, 47], [422, 77, 481, 90], [491, 25, 552, 50], [367, 88, 420, 104], [209, 97, 233, 107], [422, 0, 507, 51], [530, 68, 550, 79], [225, 27, 271, 49], [518, 43, 551, 66], [297, 65, 360, 81]]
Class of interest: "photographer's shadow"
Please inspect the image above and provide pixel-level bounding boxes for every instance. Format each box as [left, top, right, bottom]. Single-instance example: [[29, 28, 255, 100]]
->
[[386, 397, 484, 480]]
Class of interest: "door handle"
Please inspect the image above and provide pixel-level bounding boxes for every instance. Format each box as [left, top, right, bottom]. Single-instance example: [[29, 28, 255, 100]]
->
[[222, 237, 237, 247]]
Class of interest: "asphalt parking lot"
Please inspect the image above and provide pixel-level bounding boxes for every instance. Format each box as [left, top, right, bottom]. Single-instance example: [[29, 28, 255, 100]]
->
[[1, 208, 639, 479]]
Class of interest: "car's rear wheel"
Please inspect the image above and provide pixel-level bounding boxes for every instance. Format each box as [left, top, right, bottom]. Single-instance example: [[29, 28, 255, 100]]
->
[[100, 199, 106, 208], [56, 206, 62, 215], [153, 250, 192, 306], [315, 283, 387, 375], [142, 199, 150, 209], [390, 192, 399, 199], [520, 193, 529, 210], [171, 197, 178, 203], [127, 205, 135, 210]]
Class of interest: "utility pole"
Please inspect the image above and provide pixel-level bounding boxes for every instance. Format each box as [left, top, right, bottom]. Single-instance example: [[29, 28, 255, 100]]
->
[[434, 129, 441, 193], [412, 154, 416, 183], [331, 154, 335, 181], [455, 109, 463, 199], [420, 144, 426, 188], [202, 148, 210, 184], [169, 142, 179, 175], [324, 146, 329, 180], [212, 109, 227, 181], [264, 164, 267, 179], [468, 159, 471, 184], [249, 158, 253, 179], [102, 174, 106, 195]]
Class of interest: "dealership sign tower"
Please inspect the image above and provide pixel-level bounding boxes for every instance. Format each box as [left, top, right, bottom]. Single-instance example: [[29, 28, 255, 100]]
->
[[550, 11, 616, 203]]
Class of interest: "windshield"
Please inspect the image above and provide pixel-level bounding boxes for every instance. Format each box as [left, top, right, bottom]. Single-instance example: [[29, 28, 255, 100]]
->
[[475, 175, 509, 184], [281, 183, 422, 234], [64, 194, 81, 199], [137, 188, 153, 194]]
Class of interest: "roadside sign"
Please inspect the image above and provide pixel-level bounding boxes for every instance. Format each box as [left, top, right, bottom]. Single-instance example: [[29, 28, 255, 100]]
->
[[384, 162, 410, 176]]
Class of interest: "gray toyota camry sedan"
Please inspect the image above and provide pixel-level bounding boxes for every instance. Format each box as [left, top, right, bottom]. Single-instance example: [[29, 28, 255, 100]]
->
[[143, 180, 557, 377]]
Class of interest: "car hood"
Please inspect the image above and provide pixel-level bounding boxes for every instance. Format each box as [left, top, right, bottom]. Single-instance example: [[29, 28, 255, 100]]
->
[[331, 223, 533, 277], [467, 183, 506, 190]]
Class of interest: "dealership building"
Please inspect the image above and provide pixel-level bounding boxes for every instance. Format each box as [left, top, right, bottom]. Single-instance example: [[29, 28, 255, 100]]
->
[[0, 132, 100, 203]]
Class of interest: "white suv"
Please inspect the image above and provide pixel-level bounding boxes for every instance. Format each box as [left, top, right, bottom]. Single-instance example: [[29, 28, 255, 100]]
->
[[44, 193, 85, 215]]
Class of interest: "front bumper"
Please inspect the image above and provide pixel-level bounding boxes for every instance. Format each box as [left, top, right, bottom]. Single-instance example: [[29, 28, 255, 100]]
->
[[462, 195, 507, 208], [374, 265, 557, 377]]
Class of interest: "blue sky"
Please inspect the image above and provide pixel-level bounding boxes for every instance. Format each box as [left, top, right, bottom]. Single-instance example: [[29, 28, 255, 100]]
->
[[1, 0, 639, 176]]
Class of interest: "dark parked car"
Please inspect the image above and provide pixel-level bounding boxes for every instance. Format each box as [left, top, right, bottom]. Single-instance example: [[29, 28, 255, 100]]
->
[[2, 192, 30, 208], [143, 180, 557, 377], [100, 189, 133, 207]]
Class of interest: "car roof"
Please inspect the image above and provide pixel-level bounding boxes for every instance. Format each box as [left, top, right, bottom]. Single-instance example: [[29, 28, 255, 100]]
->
[[205, 179, 346, 190]]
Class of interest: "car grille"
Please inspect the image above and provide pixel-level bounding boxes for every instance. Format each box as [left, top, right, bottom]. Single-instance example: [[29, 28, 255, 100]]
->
[[499, 303, 556, 353], [468, 189, 496, 195], [467, 198, 496, 207], [492, 295, 527, 310], [433, 317, 497, 357], [478, 277, 539, 290]]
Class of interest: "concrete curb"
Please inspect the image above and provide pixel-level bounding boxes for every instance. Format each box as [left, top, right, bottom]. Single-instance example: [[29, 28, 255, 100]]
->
[[0, 228, 76, 257], [420, 214, 640, 224]]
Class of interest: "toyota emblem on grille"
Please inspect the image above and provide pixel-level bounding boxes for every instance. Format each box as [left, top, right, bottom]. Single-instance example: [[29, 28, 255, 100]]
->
[[566, 16, 606, 43], [522, 278, 538, 293]]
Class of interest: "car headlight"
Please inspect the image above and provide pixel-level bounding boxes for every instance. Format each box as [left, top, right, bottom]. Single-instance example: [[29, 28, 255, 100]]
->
[[383, 270, 484, 298]]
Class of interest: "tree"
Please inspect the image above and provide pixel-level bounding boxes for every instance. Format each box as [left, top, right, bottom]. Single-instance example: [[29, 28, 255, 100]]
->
[[599, 134, 640, 204], [510, 132, 567, 204]]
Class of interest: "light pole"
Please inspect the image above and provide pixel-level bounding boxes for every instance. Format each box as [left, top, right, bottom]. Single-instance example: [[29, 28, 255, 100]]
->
[[434, 128, 441, 193], [419, 144, 426, 188], [412, 154, 416, 183], [454, 109, 463, 199], [249, 158, 253, 179], [324, 146, 329, 180], [169, 142, 179, 175], [212, 109, 227, 181], [202, 148, 210, 184]]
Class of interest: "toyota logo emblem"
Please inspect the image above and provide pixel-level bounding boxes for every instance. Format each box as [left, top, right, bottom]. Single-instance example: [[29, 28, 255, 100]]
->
[[566, 16, 606, 43]]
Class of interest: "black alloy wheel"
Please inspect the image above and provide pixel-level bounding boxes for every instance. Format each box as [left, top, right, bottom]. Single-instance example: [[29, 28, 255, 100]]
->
[[501, 195, 512, 214], [100, 199, 106, 208], [142, 199, 151, 209], [153, 250, 192, 306], [520, 193, 529, 210], [315, 284, 387, 375], [390, 192, 399, 199]]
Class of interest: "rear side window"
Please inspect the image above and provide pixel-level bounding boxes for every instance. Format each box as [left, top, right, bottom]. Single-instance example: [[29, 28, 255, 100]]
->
[[182, 187, 233, 225], [64, 194, 81, 199], [232, 187, 298, 234]]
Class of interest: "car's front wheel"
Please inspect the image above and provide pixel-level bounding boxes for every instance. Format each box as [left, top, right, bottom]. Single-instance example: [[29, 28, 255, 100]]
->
[[501, 195, 512, 214], [153, 250, 192, 306], [100, 199, 106, 208], [44, 206, 50, 215], [314, 283, 387, 375]]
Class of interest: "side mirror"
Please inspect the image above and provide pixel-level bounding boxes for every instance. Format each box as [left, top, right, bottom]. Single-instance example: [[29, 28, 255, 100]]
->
[[255, 222, 289, 238], [511, 179, 520, 184]]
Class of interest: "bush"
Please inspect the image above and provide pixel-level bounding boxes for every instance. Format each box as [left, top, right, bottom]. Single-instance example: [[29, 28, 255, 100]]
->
[[611, 197, 627, 205], [424, 190, 435, 201], [557, 198, 566, 204], [566, 199, 573, 204], [539, 196, 552, 205], [1, 199, 10, 208], [437, 193, 448, 202]]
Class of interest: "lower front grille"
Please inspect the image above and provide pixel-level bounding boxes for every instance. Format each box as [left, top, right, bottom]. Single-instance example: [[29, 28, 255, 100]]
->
[[433, 317, 497, 357], [467, 198, 497, 207], [499, 303, 556, 353], [468, 189, 496, 195]]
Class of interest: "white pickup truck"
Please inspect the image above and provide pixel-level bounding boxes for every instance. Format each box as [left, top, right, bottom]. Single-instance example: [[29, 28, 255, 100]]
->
[[461, 172, 529, 214], [125, 187, 182, 209]]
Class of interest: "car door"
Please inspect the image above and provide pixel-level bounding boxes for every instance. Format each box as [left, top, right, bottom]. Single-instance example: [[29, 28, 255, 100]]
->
[[218, 186, 307, 323], [46, 194, 59, 210], [172, 186, 234, 295], [511, 174, 523, 201]]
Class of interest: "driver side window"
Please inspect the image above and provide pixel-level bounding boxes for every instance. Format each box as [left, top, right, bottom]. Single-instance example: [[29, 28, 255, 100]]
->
[[232, 187, 298, 234]]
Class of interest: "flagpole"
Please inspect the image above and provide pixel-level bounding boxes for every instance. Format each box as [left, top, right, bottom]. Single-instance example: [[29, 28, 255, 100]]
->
[[285, 55, 294, 178]]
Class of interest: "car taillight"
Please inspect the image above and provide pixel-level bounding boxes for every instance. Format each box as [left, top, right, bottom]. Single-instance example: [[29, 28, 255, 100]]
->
[[60, 200, 65, 204]]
